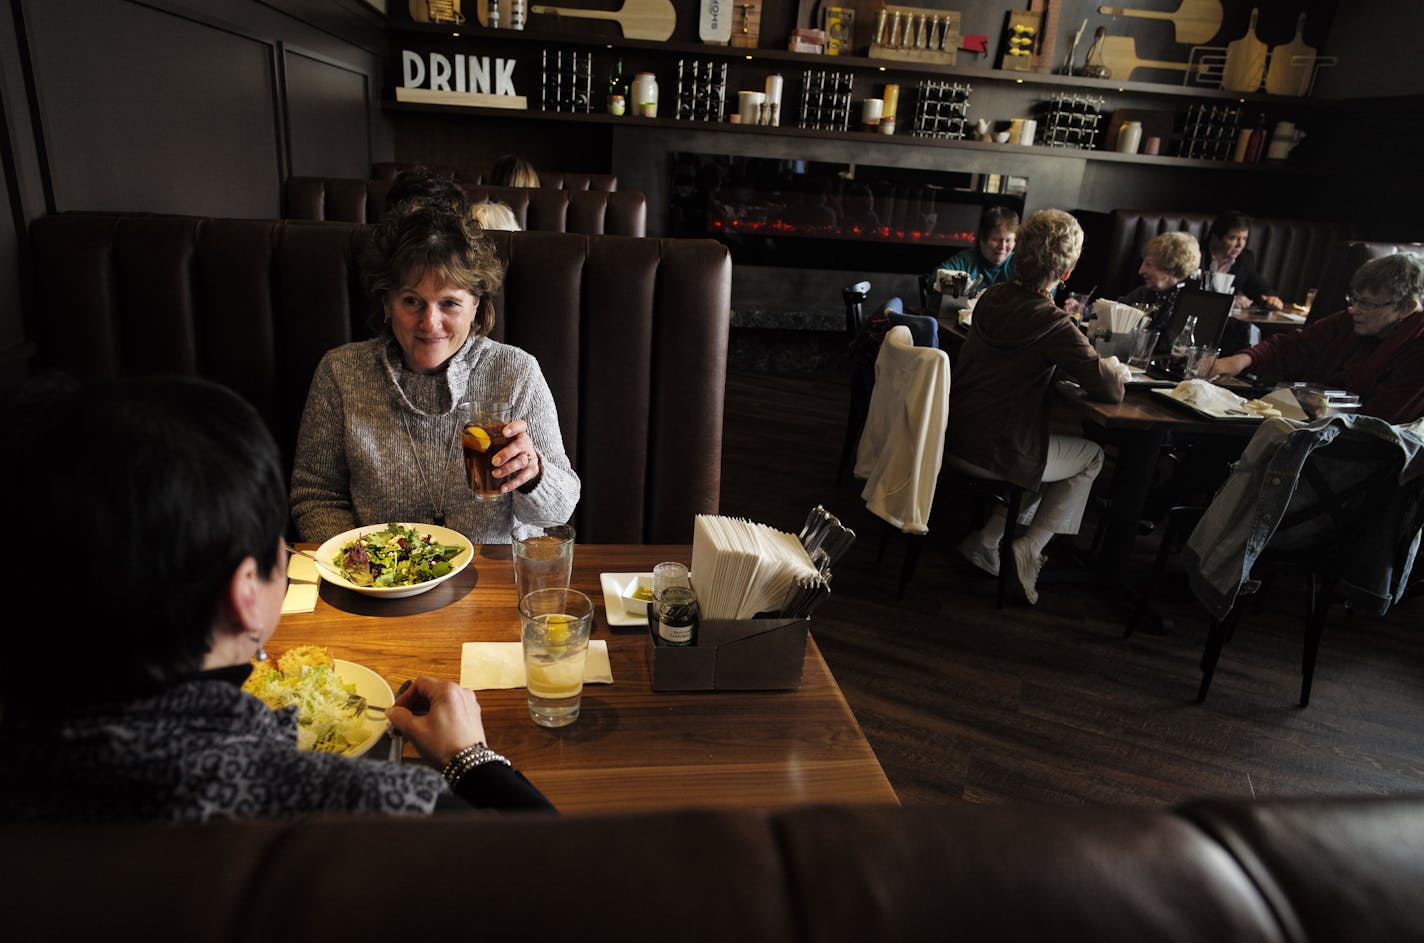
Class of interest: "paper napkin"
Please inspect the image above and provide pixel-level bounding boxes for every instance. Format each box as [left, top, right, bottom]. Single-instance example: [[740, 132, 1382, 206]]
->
[[281, 554, 320, 614], [459, 641, 613, 690]]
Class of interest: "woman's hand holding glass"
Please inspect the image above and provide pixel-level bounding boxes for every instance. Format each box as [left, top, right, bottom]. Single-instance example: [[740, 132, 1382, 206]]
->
[[491, 418, 541, 492]]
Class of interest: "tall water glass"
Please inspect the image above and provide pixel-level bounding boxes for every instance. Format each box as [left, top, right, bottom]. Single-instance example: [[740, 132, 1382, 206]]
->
[[520, 588, 594, 728], [513, 520, 575, 599], [1128, 329, 1160, 369]]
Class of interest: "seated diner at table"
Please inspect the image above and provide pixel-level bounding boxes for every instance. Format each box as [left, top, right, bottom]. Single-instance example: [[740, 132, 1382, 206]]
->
[[1211, 253, 1424, 424], [946, 209, 1129, 604], [1203, 210, 1284, 311], [289, 200, 579, 543], [0, 376, 553, 823], [1120, 231, 1202, 336], [939, 205, 1019, 298]]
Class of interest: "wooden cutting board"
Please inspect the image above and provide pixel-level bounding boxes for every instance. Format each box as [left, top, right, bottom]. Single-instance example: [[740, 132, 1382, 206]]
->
[[1265, 12, 1315, 96], [483, 0, 675, 39], [1097, 35, 1191, 81], [1097, 0, 1223, 46], [1221, 7, 1267, 92]]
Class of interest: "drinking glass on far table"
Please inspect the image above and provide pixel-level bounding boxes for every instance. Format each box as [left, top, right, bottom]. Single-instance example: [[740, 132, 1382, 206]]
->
[[520, 588, 594, 728], [459, 400, 512, 501], [1127, 328, 1159, 369], [1186, 346, 1221, 380], [513, 520, 575, 599]]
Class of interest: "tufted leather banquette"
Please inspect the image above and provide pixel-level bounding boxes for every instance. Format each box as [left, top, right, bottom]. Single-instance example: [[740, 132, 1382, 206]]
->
[[371, 161, 617, 191], [27, 214, 729, 543], [283, 177, 647, 235], [5, 796, 1424, 942], [1094, 210, 1343, 304]]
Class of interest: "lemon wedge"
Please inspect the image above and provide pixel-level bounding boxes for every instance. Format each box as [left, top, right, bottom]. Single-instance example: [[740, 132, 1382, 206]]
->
[[463, 424, 492, 452]]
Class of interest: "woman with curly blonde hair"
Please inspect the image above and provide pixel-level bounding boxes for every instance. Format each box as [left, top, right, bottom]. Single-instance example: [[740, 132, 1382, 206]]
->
[[291, 195, 579, 544], [1121, 230, 1203, 334], [945, 209, 1127, 604]]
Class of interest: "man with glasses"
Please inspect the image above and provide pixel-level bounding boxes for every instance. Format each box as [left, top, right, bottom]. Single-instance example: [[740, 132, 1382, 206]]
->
[[1211, 253, 1424, 423]]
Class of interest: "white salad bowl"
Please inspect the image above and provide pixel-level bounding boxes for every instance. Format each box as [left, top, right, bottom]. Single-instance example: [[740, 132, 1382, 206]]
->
[[312, 523, 473, 599]]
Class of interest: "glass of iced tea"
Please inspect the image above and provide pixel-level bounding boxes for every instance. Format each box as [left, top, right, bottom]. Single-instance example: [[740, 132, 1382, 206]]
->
[[459, 401, 512, 501]]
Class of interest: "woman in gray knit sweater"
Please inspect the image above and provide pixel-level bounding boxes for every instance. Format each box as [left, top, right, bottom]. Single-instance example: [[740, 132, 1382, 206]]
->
[[290, 205, 579, 543]]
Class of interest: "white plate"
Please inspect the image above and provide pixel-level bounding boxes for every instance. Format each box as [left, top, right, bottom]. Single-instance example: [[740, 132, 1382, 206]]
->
[[331, 659, 394, 759], [314, 523, 473, 599], [1150, 387, 1265, 422], [600, 571, 652, 626]]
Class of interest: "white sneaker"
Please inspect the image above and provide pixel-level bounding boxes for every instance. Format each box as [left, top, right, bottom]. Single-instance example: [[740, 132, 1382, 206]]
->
[[957, 534, 1000, 578], [1011, 541, 1046, 605]]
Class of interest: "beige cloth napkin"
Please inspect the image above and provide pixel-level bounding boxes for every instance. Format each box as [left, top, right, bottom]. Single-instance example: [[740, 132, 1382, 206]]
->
[[459, 641, 613, 690], [281, 555, 320, 614]]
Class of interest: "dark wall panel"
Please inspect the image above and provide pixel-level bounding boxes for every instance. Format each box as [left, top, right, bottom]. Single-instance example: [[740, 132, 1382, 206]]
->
[[285, 47, 371, 179], [27, 0, 281, 218]]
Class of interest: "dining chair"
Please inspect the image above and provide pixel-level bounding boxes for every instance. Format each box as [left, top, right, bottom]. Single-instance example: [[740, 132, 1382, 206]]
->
[[896, 468, 1025, 607], [1197, 436, 1407, 706], [836, 281, 875, 484]]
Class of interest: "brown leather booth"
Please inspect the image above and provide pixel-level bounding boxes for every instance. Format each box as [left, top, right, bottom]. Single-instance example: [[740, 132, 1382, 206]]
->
[[1093, 210, 1342, 304], [283, 177, 647, 235], [371, 160, 617, 191], [6, 796, 1424, 941], [1310, 239, 1424, 323], [27, 214, 729, 543]]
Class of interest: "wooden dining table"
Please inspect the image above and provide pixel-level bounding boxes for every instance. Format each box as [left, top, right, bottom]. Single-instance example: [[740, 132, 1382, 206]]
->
[[278, 544, 898, 814], [1055, 385, 1260, 573]]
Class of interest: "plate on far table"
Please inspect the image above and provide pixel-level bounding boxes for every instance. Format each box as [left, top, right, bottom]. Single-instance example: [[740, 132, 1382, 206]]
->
[[600, 572, 652, 626], [1150, 387, 1266, 422], [331, 659, 394, 759], [313, 523, 473, 599]]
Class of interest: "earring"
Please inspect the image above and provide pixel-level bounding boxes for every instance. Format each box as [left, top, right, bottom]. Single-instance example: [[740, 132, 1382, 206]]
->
[[248, 632, 268, 662]]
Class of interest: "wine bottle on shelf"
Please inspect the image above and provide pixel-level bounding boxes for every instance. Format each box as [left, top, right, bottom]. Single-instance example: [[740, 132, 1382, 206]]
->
[[607, 58, 626, 112]]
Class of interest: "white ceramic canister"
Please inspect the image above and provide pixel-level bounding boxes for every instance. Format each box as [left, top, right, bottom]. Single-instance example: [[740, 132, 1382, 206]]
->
[[630, 72, 659, 117], [1116, 120, 1142, 154]]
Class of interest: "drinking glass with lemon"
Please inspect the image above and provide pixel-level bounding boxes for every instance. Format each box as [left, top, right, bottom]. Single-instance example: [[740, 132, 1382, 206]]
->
[[519, 588, 595, 727], [459, 400, 513, 501]]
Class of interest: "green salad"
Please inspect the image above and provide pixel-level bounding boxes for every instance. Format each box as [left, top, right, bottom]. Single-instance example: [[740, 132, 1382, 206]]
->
[[333, 523, 466, 588]]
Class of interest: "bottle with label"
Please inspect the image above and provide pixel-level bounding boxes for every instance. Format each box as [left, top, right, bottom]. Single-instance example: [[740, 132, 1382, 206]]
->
[[607, 59, 625, 112], [1168, 313, 1198, 377], [488, 0, 501, 29], [1244, 114, 1267, 163], [652, 561, 698, 647]]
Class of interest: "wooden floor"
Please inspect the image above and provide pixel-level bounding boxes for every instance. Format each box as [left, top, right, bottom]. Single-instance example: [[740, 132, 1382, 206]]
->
[[719, 370, 1424, 807]]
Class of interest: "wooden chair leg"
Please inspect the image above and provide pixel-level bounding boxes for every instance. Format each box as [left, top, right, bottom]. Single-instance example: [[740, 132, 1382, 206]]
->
[[898, 533, 924, 601], [996, 489, 1023, 609], [1198, 608, 1238, 703], [1300, 571, 1332, 707]]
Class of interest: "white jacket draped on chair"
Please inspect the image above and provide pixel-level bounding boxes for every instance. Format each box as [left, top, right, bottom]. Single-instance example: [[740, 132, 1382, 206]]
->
[[854, 325, 950, 534]]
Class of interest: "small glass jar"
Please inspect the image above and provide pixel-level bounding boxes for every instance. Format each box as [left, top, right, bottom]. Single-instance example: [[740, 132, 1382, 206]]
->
[[630, 72, 658, 118], [607, 94, 626, 117]]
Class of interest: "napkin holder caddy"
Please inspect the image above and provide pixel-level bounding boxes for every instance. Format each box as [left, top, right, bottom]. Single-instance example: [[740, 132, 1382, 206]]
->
[[646, 611, 808, 692]]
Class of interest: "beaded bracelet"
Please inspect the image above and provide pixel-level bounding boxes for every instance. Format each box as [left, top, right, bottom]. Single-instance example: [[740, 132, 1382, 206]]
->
[[441, 742, 512, 785]]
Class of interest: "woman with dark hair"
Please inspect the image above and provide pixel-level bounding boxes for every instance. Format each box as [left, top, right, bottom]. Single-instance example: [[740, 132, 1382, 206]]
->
[[1204, 210, 1284, 310], [0, 376, 551, 823], [290, 201, 579, 544], [488, 154, 540, 188], [939, 205, 1019, 297], [946, 210, 1127, 604]]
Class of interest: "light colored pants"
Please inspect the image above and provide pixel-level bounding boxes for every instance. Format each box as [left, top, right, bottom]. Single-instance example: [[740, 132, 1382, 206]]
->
[[948, 434, 1105, 536]]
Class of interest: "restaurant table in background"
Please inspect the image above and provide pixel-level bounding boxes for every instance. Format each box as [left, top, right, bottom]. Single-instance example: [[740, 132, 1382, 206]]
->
[[1054, 386, 1259, 574], [279, 544, 898, 813], [1231, 307, 1309, 337]]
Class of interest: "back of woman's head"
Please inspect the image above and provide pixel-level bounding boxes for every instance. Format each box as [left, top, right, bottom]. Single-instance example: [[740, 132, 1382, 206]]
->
[[1012, 209, 1083, 290], [383, 166, 468, 218], [0, 376, 287, 710], [489, 154, 540, 188], [362, 203, 505, 336], [469, 200, 521, 232]]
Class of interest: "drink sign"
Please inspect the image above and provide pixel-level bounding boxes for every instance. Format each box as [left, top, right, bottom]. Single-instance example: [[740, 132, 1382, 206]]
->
[[395, 49, 528, 110]]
